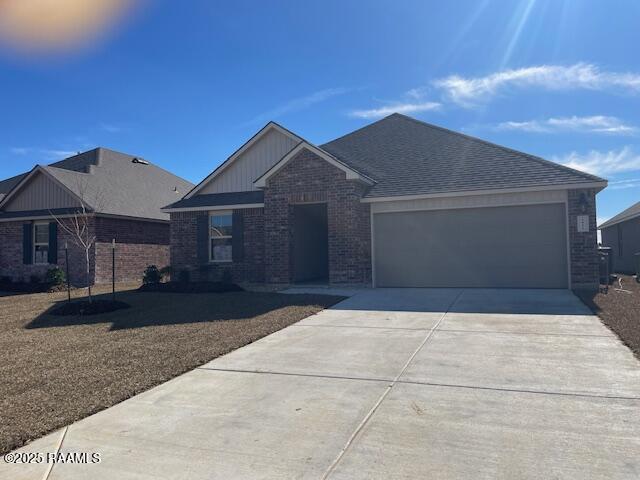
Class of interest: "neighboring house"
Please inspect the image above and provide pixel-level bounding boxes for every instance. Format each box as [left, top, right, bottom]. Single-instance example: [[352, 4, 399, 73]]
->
[[599, 201, 640, 273], [0, 148, 193, 285], [164, 114, 607, 290]]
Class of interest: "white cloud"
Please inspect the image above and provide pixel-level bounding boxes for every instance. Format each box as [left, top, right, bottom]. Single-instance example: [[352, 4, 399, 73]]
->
[[349, 101, 441, 120], [496, 115, 637, 135], [99, 123, 122, 133], [434, 63, 640, 106], [608, 178, 640, 190], [245, 87, 350, 125], [553, 146, 640, 176], [9, 147, 76, 161], [10, 147, 29, 155]]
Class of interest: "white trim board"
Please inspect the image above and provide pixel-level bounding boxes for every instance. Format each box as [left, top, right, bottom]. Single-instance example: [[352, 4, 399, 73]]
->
[[369, 188, 567, 214], [184, 122, 302, 199], [361, 182, 607, 204], [253, 142, 374, 188], [162, 203, 264, 213]]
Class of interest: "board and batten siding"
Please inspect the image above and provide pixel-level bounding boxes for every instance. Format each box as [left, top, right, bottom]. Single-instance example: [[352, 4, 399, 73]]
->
[[3, 172, 80, 212], [199, 129, 299, 194]]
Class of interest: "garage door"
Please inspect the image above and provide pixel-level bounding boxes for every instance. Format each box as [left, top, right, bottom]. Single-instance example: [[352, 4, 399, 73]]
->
[[373, 203, 568, 288]]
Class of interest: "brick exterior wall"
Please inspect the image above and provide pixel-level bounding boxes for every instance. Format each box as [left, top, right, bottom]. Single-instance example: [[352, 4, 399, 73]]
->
[[264, 149, 371, 285], [169, 208, 265, 283], [0, 219, 92, 285], [0, 216, 170, 286], [568, 188, 599, 291], [93, 217, 171, 284]]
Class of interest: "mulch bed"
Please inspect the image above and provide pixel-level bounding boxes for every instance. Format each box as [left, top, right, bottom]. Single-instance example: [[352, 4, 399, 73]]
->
[[138, 281, 243, 294], [49, 299, 131, 316], [0, 285, 344, 455], [576, 274, 640, 359], [0, 281, 62, 294]]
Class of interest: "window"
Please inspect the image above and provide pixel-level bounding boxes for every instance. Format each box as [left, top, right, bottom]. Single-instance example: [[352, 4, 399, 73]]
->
[[210, 213, 232, 262], [33, 222, 49, 264]]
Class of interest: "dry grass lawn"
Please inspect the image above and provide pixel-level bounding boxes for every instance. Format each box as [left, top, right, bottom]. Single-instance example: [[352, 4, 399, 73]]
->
[[0, 284, 344, 455]]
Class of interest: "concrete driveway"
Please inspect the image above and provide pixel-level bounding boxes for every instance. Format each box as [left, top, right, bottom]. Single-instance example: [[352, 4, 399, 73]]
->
[[3, 288, 640, 479]]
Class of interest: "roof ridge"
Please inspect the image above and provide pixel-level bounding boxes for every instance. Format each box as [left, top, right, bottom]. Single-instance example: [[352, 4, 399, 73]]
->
[[392, 113, 607, 184], [320, 114, 401, 148]]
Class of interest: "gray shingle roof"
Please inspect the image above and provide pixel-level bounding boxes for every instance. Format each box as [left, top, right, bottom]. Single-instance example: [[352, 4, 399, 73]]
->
[[0, 172, 28, 196], [1, 148, 193, 221], [321, 114, 605, 198], [165, 191, 264, 210], [599, 201, 640, 229]]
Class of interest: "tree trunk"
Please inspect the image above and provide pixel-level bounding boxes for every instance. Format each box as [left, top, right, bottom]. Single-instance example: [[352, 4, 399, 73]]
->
[[85, 247, 92, 302]]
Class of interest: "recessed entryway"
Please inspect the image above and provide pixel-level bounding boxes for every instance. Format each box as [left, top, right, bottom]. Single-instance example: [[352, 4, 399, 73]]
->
[[291, 203, 329, 283]]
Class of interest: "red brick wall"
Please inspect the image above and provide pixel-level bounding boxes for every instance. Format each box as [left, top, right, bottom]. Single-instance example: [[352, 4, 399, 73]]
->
[[0, 216, 170, 286], [264, 148, 371, 285], [568, 188, 599, 290], [169, 208, 265, 283], [93, 217, 170, 283], [0, 219, 92, 285]]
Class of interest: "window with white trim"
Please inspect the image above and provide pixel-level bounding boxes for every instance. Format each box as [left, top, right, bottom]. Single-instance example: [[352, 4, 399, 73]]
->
[[210, 212, 233, 262], [33, 222, 50, 264]]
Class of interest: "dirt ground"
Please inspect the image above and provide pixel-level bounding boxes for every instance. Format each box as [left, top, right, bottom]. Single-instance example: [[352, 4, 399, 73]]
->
[[577, 274, 640, 359], [0, 284, 343, 454]]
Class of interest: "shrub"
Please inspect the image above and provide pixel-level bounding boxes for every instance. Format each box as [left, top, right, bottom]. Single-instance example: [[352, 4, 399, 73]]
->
[[29, 274, 42, 284], [159, 266, 173, 282], [142, 265, 162, 285], [0, 276, 12, 284], [45, 266, 66, 286]]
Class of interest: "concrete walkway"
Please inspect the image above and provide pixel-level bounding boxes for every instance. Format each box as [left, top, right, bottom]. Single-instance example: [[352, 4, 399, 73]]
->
[[3, 289, 639, 479]]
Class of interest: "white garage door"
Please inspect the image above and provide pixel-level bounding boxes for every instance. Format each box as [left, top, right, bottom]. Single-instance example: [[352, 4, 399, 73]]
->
[[373, 203, 568, 288]]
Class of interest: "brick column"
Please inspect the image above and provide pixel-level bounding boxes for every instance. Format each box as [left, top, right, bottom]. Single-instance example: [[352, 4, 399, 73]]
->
[[567, 188, 599, 291]]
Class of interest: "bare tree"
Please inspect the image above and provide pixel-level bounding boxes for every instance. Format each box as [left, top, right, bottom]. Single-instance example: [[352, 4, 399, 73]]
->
[[49, 179, 104, 302]]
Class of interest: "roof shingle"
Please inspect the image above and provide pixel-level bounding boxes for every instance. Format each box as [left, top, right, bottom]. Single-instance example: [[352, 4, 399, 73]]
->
[[0, 148, 193, 221], [321, 113, 605, 198], [599, 201, 640, 229]]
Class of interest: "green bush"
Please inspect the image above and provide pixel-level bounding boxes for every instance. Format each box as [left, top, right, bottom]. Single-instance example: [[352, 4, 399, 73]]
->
[[45, 266, 66, 286], [159, 266, 173, 281], [142, 265, 162, 285]]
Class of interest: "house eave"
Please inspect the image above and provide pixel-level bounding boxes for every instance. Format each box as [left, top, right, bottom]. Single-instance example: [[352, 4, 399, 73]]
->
[[162, 203, 265, 213]]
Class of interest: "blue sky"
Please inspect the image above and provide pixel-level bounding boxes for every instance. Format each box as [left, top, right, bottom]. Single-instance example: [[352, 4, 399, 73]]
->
[[1, 0, 639, 224]]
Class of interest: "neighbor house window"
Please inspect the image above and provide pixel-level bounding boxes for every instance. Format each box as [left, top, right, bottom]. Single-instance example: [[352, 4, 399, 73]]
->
[[210, 212, 232, 262], [33, 222, 50, 264]]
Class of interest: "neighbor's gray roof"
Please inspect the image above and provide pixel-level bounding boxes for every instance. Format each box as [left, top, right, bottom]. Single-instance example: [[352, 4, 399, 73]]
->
[[1, 148, 193, 221], [321, 114, 606, 198], [599, 201, 640, 229], [0, 172, 28, 201], [165, 191, 264, 210]]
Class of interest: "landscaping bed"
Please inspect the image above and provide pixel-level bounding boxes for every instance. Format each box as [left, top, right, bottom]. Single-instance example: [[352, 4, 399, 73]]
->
[[138, 281, 243, 294], [577, 274, 640, 359], [0, 284, 344, 455], [50, 299, 131, 316]]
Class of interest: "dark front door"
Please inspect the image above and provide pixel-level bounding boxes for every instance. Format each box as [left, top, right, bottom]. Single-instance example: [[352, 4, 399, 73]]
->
[[292, 203, 329, 283]]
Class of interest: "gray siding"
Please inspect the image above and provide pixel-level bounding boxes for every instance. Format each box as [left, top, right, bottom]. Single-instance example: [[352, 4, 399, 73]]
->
[[200, 129, 299, 194], [601, 218, 640, 273], [3, 172, 80, 212], [374, 203, 568, 288]]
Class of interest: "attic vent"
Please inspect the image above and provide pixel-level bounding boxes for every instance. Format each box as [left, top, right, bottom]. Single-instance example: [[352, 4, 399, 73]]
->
[[132, 157, 149, 165]]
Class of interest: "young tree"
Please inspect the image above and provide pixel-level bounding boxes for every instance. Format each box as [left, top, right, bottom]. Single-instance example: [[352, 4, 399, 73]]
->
[[50, 179, 104, 302]]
